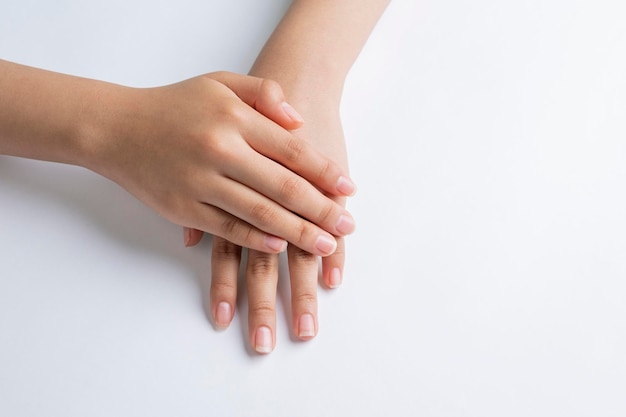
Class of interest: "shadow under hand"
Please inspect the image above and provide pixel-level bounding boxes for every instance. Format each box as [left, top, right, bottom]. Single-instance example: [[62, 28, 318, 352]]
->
[[0, 157, 214, 320]]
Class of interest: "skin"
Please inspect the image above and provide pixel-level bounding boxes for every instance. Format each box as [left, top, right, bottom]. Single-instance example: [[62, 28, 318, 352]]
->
[[0, 60, 358, 256], [0, 0, 389, 354], [186, 0, 391, 353]]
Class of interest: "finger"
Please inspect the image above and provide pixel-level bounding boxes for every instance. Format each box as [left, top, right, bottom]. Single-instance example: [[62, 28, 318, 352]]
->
[[210, 237, 242, 329], [320, 195, 347, 288], [206, 72, 303, 130], [224, 148, 356, 238], [183, 227, 204, 247], [208, 177, 339, 257], [239, 108, 357, 198], [254, 128, 356, 197], [287, 245, 319, 340], [246, 250, 280, 354], [321, 236, 346, 289], [186, 202, 288, 254]]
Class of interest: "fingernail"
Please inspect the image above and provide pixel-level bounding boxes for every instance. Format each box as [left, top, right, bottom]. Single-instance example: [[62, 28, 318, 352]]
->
[[298, 313, 316, 338], [335, 214, 355, 235], [329, 268, 342, 288], [315, 235, 337, 255], [184, 228, 191, 247], [265, 235, 287, 252], [337, 176, 357, 196], [255, 326, 273, 354], [215, 302, 232, 329], [281, 101, 304, 123]]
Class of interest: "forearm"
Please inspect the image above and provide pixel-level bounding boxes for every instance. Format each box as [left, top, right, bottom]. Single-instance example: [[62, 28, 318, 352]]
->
[[0, 59, 117, 168], [250, 0, 390, 108]]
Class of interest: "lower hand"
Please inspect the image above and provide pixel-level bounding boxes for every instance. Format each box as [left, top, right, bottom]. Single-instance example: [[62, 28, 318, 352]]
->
[[189, 108, 350, 353]]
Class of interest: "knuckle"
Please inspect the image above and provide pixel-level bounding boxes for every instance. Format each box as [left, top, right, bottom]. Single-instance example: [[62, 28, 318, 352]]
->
[[212, 239, 241, 260], [199, 130, 232, 161], [290, 247, 317, 264], [249, 300, 275, 318], [220, 216, 249, 244], [317, 159, 334, 183], [248, 253, 278, 277], [220, 217, 261, 249], [292, 220, 309, 247], [220, 216, 239, 237], [219, 99, 247, 125], [211, 280, 237, 295], [242, 227, 257, 248], [278, 176, 304, 203], [259, 78, 282, 100], [293, 291, 317, 306], [249, 203, 278, 228], [317, 202, 335, 225], [283, 137, 306, 163]]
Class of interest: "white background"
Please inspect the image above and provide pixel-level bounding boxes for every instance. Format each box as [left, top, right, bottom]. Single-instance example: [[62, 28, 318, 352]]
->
[[1, 1, 626, 416]]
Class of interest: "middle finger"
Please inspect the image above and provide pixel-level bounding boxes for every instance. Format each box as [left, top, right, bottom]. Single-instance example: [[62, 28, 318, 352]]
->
[[246, 249, 280, 354]]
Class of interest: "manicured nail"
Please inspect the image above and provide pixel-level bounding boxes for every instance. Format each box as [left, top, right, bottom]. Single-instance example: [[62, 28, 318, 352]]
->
[[315, 235, 337, 255], [335, 214, 355, 235], [281, 101, 304, 123], [298, 313, 316, 338], [215, 302, 232, 329], [184, 228, 191, 247], [255, 326, 273, 354], [265, 235, 287, 252], [336, 176, 357, 196], [329, 268, 342, 288]]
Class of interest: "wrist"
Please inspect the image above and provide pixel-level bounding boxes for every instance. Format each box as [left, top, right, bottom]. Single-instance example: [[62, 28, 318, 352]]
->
[[250, 58, 344, 115], [75, 81, 137, 179]]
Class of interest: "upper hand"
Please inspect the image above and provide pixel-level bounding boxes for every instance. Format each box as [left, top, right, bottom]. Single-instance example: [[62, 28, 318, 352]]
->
[[90, 72, 356, 256]]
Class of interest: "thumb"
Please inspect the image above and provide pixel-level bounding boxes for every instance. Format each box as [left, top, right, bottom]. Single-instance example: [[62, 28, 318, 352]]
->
[[206, 71, 304, 130]]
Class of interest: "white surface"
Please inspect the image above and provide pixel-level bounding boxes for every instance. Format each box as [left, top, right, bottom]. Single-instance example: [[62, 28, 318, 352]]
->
[[2, 0, 626, 415]]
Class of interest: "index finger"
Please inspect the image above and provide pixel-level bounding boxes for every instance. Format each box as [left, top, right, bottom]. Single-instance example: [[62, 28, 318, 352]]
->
[[241, 110, 357, 198]]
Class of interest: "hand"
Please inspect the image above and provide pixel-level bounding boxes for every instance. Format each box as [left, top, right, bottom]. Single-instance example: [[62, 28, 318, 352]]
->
[[183, 0, 388, 352], [188, 105, 349, 354], [90, 72, 356, 256]]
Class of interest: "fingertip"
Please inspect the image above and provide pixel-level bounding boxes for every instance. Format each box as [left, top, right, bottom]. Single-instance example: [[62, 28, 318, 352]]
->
[[336, 175, 357, 196], [315, 234, 338, 256], [328, 267, 343, 289], [297, 313, 317, 340], [254, 326, 274, 354], [265, 235, 288, 253], [321, 238, 346, 288], [185, 228, 204, 247], [335, 213, 356, 236], [281, 101, 304, 125], [214, 301, 233, 329]]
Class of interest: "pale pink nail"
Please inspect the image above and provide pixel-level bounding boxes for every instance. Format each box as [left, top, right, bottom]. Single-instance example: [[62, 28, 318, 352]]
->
[[315, 235, 337, 255], [281, 102, 304, 123], [335, 214, 355, 235], [255, 326, 273, 354], [336, 176, 357, 196], [329, 268, 342, 288], [265, 235, 287, 252], [298, 313, 316, 338], [215, 302, 232, 329]]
